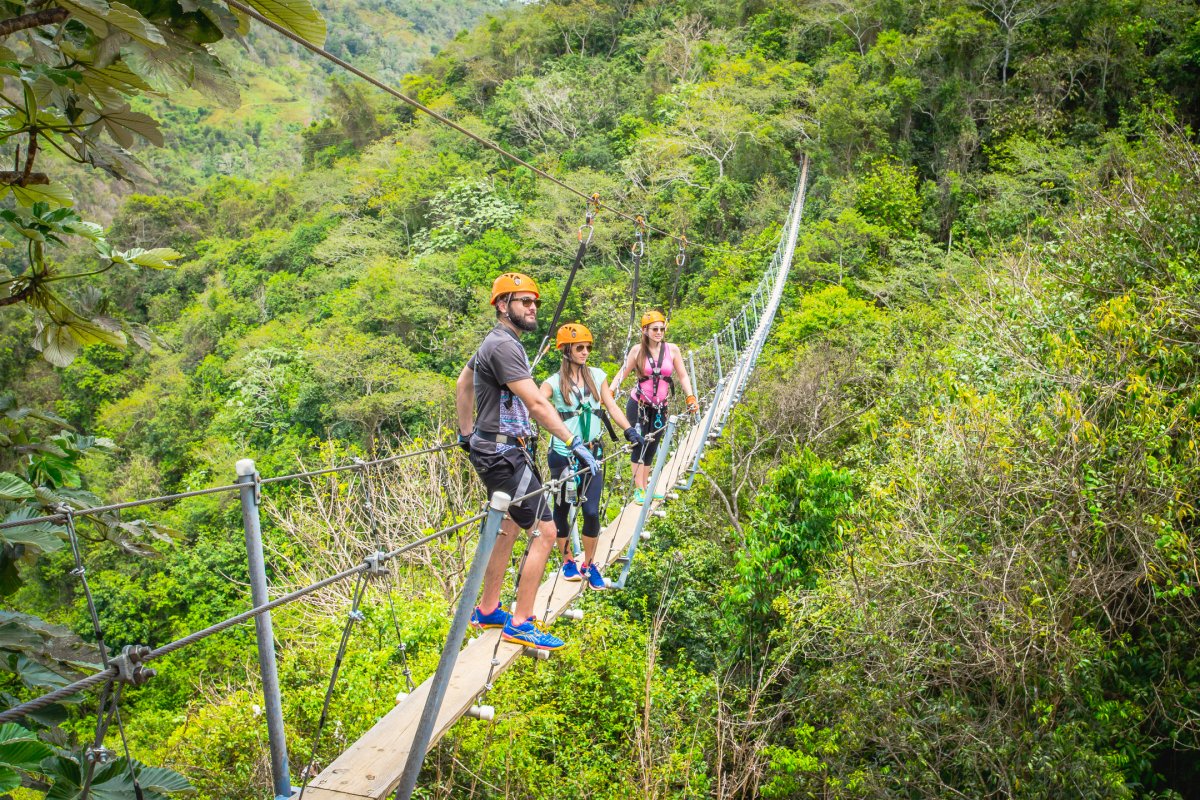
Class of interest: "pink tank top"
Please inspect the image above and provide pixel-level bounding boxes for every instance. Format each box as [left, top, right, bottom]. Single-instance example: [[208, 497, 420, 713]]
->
[[635, 344, 674, 406]]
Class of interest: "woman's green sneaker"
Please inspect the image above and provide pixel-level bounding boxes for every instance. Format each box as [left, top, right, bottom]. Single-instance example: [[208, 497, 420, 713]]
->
[[633, 487, 646, 505]]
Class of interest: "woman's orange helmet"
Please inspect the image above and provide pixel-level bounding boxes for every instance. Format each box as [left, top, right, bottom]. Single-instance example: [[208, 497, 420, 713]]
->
[[640, 310, 667, 328], [490, 272, 539, 305], [556, 323, 593, 348]]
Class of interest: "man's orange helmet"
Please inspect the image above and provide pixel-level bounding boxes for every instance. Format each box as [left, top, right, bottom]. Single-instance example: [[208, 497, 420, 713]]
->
[[490, 272, 539, 305], [640, 310, 667, 328], [556, 323, 593, 348]]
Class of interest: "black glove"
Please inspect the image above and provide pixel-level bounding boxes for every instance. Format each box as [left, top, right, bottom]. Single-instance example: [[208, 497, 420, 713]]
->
[[567, 436, 600, 475], [458, 432, 472, 453], [623, 426, 645, 448]]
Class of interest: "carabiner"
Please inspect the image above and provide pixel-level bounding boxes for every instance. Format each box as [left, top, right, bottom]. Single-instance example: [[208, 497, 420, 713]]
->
[[578, 193, 600, 246], [676, 233, 688, 268]]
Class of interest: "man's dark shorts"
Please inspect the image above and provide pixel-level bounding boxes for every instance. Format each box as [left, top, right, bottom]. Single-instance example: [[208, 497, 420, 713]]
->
[[468, 445, 552, 529]]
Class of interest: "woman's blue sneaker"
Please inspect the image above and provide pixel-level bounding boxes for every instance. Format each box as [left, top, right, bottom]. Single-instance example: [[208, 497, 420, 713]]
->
[[501, 616, 565, 650], [633, 488, 646, 505], [561, 558, 582, 581], [470, 605, 511, 629], [584, 563, 606, 591]]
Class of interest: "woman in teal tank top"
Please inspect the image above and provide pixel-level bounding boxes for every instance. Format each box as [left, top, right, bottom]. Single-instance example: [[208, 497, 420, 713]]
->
[[539, 324, 642, 590]]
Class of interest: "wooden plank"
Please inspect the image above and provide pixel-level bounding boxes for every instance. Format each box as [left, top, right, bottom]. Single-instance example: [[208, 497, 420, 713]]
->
[[305, 423, 708, 800]]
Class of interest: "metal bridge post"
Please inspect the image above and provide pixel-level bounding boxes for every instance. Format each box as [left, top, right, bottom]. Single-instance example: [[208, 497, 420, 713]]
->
[[679, 379, 725, 491], [687, 350, 699, 396], [614, 417, 678, 590], [236, 459, 292, 800], [712, 335, 723, 383], [396, 491, 508, 800]]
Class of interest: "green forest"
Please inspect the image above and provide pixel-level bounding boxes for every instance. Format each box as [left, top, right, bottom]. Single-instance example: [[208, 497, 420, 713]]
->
[[3, 0, 1200, 797]]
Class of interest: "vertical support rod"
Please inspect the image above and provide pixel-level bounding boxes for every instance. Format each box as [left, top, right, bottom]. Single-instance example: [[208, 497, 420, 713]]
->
[[731, 321, 740, 364], [680, 379, 725, 490], [687, 350, 699, 397], [712, 334, 723, 383], [236, 459, 292, 800], [615, 417, 678, 589], [396, 492, 509, 800], [742, 310, 751, 345]]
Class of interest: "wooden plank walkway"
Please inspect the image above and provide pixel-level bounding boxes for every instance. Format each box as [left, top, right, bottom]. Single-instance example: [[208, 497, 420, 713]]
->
[[303, 414, 714, 799]]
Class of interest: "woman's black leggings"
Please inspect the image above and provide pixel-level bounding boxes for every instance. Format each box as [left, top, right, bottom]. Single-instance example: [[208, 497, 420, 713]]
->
[[547, 448, 604, 541], [627, 398, 666, 466]]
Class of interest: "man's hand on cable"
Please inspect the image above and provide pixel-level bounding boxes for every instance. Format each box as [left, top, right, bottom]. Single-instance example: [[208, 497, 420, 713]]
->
[[686, 394, 700, 414], [623, 426, 645, 448], [458, 432, 472, 453], [567, 436, 600, 475]]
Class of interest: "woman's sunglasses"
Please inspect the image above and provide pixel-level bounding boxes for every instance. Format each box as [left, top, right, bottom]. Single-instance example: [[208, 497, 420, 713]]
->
[[647, 326, 666, 333], [574, 343, 592, 352]]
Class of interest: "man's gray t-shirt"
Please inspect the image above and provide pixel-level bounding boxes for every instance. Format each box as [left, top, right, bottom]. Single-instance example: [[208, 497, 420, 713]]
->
[[468, 325, 533, 447]]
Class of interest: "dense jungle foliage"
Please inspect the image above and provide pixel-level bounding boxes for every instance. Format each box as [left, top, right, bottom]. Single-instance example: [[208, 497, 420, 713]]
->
[[4, 0, 1200, 797]]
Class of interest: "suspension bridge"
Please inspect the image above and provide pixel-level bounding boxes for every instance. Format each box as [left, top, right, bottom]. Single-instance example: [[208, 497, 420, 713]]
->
[[0, 156, 805, 797], [0, 2, 812, 795]]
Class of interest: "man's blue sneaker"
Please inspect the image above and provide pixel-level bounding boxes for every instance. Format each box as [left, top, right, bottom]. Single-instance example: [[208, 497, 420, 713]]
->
[[470, 605, 511, 630], [561, 558, 582, 582], [584, 562, 606, 591], [501, 616, 565, 650]]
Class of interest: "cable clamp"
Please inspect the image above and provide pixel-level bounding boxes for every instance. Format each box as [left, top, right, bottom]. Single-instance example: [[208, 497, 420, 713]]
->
[[71, 566, 86, 577], [364, 551, 389, 578], [112, 644, 156, 687], [85, 745, 114, 765], [349, 609, 365, 623]]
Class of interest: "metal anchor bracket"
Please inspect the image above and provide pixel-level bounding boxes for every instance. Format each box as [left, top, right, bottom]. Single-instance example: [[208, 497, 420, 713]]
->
[[112, 644, 156, 687]]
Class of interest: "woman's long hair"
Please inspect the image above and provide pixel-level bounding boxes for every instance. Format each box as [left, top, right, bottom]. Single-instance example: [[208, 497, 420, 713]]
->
[[559, 345, 601, 407]]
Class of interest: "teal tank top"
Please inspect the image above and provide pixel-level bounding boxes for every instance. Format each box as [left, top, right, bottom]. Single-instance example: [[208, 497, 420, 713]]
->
[[546, 367, 608, 456]]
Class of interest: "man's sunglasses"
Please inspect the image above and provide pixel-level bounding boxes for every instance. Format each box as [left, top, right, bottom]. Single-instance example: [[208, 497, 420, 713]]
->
[[508, 295, 542, 309]]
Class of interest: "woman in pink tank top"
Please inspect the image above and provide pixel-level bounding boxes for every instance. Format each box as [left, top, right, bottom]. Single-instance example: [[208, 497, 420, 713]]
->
[[610, 310, 699, 503]]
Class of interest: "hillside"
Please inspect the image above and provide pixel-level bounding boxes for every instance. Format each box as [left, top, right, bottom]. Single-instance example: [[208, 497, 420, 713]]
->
[[3, 0, 1200, 798]]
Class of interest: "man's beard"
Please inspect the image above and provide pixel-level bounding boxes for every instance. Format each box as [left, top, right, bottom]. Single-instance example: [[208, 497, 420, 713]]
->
[[512, 313, 537, 332]]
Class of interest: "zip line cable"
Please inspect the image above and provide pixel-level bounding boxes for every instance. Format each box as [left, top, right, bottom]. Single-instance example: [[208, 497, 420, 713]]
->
[[221, 0, 702, 251]]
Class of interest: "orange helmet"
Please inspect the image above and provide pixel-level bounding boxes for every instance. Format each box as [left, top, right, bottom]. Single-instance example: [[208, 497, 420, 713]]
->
[[640, 310, 667, 329], [556, 323, 593, 348], [490, 272, 539, 305]]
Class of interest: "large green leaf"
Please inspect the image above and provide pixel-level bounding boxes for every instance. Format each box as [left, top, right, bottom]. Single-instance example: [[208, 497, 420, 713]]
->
[[247, 0, 326, 46], [1, 509, 67, 553], [92, 103, 164, 148], [32, 321, 81, 367], [0, 472, 34, 501], [0, 768, 19, 794], [0, 722, 39, 744], [112, 247, 181, 270], [0, 738, 55, 771], [136, 765, 194, 794], [0, 524, 65, 553], [1, 652, 70, 690], [106, 2, 167, 47], [9, 181, 74, 208]]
